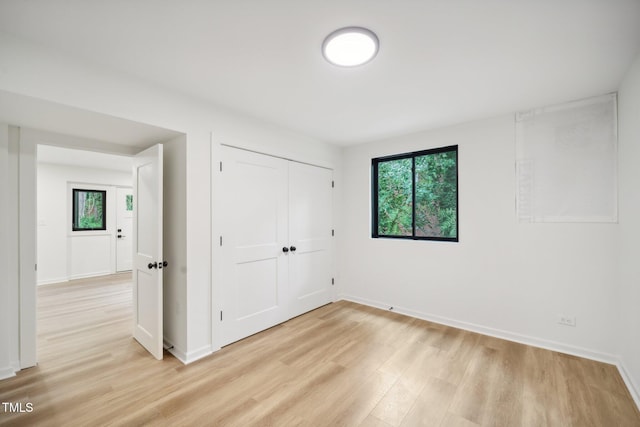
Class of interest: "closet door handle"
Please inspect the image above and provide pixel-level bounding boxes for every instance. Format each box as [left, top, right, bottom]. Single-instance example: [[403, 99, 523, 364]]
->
[[289, 246, 297, 252], [282, 247, 289, 253]]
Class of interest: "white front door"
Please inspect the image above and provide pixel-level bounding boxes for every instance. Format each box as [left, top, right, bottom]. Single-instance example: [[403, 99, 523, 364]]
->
[[116, 187, 133, 272], [132, 144, 163, 360], [288, 162, 333, 318], [220, 147, 289, 346]]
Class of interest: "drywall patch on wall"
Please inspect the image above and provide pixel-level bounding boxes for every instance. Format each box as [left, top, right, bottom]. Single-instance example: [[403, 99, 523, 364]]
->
[[516, 93, 617, 223]]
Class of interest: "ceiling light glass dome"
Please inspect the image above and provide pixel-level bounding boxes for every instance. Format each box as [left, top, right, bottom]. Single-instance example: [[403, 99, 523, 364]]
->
[[322, 27, 379, 67]]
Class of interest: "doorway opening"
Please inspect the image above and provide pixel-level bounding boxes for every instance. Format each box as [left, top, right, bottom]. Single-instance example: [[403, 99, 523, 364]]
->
[[36, 145, 135, 364], [2, 92, 186, 372]]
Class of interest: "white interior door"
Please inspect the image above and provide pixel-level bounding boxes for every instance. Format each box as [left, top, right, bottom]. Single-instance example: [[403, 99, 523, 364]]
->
[[220, 147, 288, 346], [288, 162, 333, 318], [116, 187, 133, 272], [132, 144, 163, 359]]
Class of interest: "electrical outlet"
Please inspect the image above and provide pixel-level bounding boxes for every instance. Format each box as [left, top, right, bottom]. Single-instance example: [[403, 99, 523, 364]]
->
[[557, 315, 576, 327]]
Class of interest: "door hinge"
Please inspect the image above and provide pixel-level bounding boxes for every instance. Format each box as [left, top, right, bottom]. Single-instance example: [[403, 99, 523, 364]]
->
[[220, 161, 223, 172], [220, 311, 223, 321], [332, 180, 335, 188], [35, 264, 37, 271], [332, 278, 335, 285], [220, 236, 223, 246], [332, 229, 335, 237]]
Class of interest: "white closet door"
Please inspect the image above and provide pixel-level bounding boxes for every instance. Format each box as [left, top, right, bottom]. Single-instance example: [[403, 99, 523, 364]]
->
[[220, 147, 289, 346], [288, 162, 333, 318]]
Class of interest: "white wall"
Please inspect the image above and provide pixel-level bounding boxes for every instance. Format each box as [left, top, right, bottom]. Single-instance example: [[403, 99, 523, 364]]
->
[[0, 125, 33, 379], [17, 129, 37, 369], [37, 162, 132, 284], [617, 52, 640, 405], [162, 135, 188, 358], [0, 32, 340, 366], [0, 124, 15, 379], [340, 114, 619, 361]]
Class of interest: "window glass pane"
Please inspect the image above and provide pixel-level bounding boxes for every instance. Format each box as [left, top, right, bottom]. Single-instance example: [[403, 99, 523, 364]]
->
[[377, 158, 413, 236], [415, 150, 457, 239], [73, 189, 106, 231]]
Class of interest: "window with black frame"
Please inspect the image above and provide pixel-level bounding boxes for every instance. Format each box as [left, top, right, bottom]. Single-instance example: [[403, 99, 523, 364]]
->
[[72, 189, 107, 231], [372, 145, 458, 241]]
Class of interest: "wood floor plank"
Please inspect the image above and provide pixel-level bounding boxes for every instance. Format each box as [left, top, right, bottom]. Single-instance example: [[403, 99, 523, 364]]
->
[[359, 414, 395, 427], [440, 411, 482, 427], [448, 344, 499, 424], [324, 369, 397, 427], [521, 346, 564, 427], [1, 274, 638, 426], [400, 376, 458, 427]]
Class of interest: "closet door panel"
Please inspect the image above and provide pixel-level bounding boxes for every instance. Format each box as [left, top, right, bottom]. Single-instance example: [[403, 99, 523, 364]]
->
[[220, 147, 289, 346], [289, 162, 333, 318]]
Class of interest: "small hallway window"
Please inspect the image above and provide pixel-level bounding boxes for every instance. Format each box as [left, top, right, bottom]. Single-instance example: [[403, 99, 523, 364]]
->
[[72, 189, 107, 231]]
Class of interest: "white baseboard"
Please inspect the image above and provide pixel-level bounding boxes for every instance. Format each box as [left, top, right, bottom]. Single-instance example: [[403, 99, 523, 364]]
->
[[38, 270, 131, 286], [68, 271, 111, 281], [37, 277, 69, 286], [339, 294, 619, 364], [38, 270, 119, 286], [164, 339, 213, 365], [618, 360, 640, 411], [163, 338, 186, 363], [0, 366, 16, 381], [182, 345, 214, 364]]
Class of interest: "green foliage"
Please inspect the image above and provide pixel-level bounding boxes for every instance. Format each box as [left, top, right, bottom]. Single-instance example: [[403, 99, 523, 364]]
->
[[126, 194, 133, 211], [415, 151, 457, 238], [75, 190, 105, 230], [377, 149, 457, 239], [377, 158, 413, 236], [79, 215, 104, 229]]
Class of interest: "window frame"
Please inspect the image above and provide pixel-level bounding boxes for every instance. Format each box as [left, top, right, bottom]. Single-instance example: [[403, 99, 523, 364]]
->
[[72, 188, 107, 232], [371, 145, 459, 242]]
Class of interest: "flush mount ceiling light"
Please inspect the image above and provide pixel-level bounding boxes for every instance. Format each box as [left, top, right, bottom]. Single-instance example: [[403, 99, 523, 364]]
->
[[322, 27, 379, 67]]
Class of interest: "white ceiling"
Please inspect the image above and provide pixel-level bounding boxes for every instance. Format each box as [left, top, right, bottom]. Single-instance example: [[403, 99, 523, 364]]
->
[[1, 0, 639, 146]]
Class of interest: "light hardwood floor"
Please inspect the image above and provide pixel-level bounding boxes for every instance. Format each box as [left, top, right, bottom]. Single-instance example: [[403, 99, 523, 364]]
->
[[1, 274, 639, 426]]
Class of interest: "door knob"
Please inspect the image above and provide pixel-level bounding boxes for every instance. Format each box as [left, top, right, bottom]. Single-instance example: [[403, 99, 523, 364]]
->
[[282, 247, 289, 253], [290, 246, 297, 252], [148, 262, 158, 269], [117, 234, 125, 238]]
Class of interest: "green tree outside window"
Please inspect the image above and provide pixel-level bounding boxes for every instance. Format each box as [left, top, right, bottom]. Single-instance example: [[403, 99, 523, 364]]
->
[[73, 189, 107, 231], [373, 146, 458, 241]]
